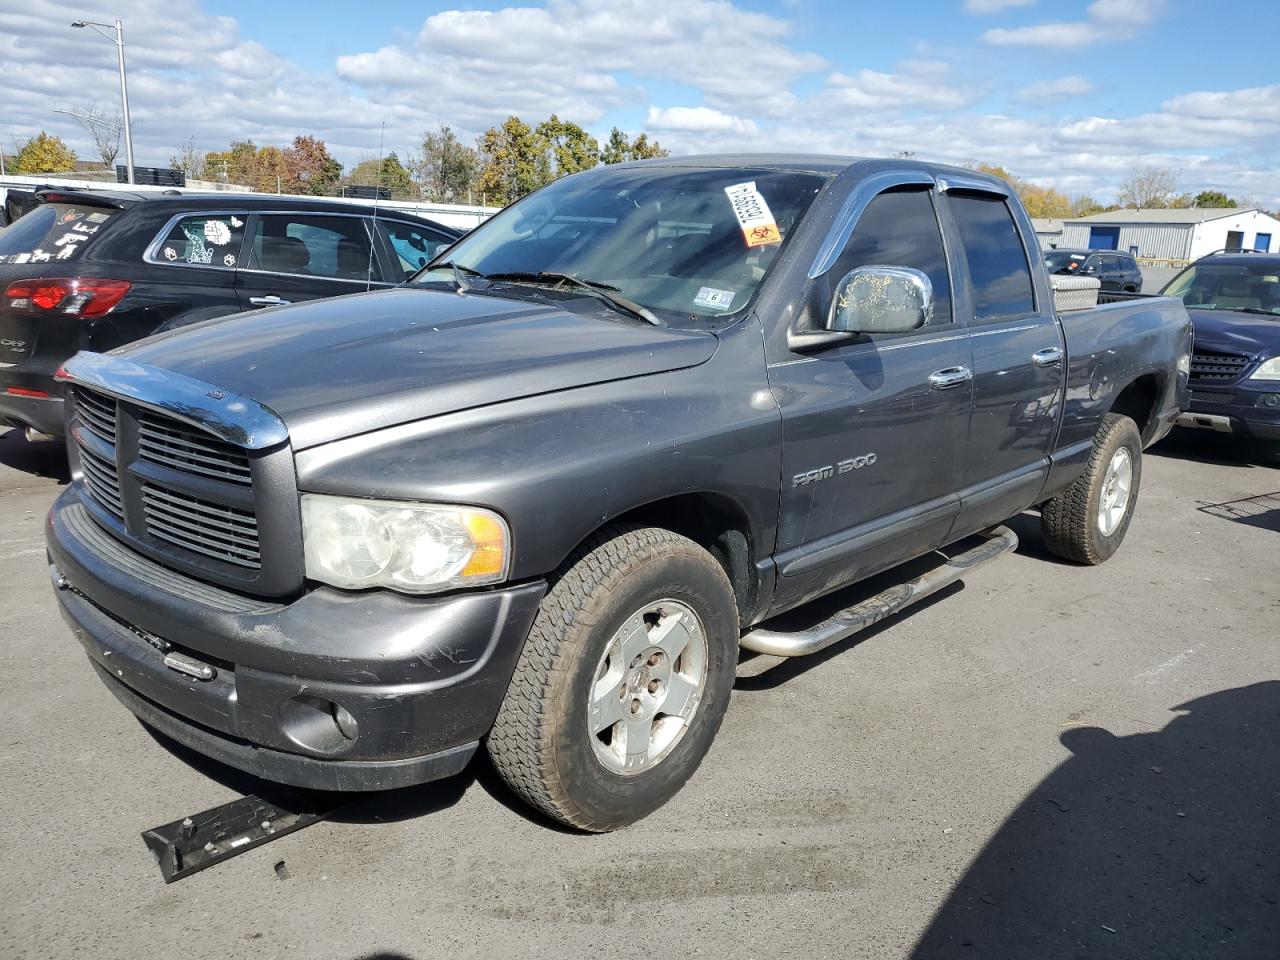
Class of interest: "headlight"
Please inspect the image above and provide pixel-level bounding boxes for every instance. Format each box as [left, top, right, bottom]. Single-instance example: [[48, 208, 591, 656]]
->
[[300, 494, 510, 594], [1249, 357, 1280, 381]]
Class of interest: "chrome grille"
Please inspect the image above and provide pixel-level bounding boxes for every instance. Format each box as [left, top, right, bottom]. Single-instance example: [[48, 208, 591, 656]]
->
[[78, 443, 124, 519], [74, 387, 117, 443], [71, 385, 267, 576], [141, 484, 260, 568], [1190, 352, 1250, 382], [137, 412, 251, 485]]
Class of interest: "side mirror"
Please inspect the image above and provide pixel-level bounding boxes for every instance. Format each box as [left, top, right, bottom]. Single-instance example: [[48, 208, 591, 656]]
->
[[829, 265, 932, 335]]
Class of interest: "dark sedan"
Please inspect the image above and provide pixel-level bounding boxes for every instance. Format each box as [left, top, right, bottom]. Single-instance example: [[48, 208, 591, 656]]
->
[[1164, 252, 1280, 453], [0, 189, 460, 437]]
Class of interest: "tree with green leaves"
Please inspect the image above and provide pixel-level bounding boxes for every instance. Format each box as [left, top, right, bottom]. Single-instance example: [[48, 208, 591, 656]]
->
[[346, 152, 416, 198], [1192, 190, 1235, 208], [536, 115, 599, 181], [14, 132, 77, 174], [413, 125, 478, 202], [599, 127, 669, 164], [476, 116, 545, 205], [204, 140, 262, 186]]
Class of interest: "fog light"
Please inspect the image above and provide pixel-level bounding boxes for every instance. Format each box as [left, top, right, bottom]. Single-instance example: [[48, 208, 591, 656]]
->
[[280, 695, 358, 753], [1261, 394, 1280, 408]]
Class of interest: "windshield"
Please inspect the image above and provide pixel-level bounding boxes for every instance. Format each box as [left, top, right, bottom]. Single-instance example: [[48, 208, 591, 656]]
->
[[0, 203, 119, 265], [413, 165, 829, 325], [1044, 251, 1087, 274], [1162, 261, 1280, 316]]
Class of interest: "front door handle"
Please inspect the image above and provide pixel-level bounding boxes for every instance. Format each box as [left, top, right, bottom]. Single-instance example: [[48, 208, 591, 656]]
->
[[1032, 347, 1064, 367], [248, 295, 292, 307], [928, 366, 973, 390]]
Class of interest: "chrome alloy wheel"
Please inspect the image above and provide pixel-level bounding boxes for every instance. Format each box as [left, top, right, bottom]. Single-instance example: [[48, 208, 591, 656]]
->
[[1097, 446, 1133, 537], [588, 599, 708, 776]]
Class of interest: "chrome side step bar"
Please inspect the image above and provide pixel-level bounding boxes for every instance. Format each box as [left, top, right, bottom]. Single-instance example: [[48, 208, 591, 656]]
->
[[739, 525, 1019, 658]]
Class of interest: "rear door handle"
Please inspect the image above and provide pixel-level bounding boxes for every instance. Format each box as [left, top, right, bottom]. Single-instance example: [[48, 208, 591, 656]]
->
[[248, 295, 292, 307], [1032, 347, 1064, 367], [928, 366, 973, 390]]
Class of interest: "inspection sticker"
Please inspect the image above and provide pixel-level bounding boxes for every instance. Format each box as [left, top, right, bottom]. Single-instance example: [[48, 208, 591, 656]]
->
[[694, 286, 736, 311], [724, 181, 782, 248]]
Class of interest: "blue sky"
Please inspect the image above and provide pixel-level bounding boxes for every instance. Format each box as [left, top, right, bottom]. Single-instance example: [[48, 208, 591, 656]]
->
[[3, 0, 1279, 203]]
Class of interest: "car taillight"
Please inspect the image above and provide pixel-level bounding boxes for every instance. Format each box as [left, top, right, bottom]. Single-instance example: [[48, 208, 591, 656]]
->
[[4, 278, 131, 319]]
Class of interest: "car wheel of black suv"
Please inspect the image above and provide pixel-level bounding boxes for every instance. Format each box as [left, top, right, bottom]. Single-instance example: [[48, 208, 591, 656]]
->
[[1040, 413, 1143, 564], [487, 524, 738, 832]]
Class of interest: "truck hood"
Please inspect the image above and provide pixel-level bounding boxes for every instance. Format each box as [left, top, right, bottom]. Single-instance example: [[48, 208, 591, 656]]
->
[[121, 287, 719, 450], [1189, 308, 1280, 359]]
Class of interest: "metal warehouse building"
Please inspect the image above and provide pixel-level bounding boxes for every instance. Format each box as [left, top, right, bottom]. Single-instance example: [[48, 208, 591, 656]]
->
[[1053, 207, 1280, 260]]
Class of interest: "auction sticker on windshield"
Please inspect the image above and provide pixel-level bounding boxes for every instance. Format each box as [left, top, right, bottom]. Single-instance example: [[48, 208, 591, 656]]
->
[[725, 181, 782, 248], [694, 286, 736, 311]]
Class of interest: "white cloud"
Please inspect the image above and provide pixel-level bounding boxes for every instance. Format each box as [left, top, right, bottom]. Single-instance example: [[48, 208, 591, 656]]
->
[[338, 0, 825, 123], [646, 107, 759, 136], [821, 61, 977, 112], [1017, 75, 1095, 102], [963, 0, 1036, 13], [983, 0, 1163, 46], [983, 22, 1102, 46]]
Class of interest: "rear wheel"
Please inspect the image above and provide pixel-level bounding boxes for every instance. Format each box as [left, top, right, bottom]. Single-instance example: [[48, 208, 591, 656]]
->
[[486, 525, 738, 832], [1041, 413, 1143, 564]]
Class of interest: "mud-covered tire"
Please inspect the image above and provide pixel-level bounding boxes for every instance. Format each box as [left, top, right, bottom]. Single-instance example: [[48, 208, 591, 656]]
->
[[1041, 413, 1143, 564], [486, 525, 738, 832]]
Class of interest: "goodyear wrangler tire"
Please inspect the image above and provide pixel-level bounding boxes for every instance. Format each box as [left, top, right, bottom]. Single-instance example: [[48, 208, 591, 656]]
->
[[486, 525, 738, 832], [1041, 413, 1143, 565]]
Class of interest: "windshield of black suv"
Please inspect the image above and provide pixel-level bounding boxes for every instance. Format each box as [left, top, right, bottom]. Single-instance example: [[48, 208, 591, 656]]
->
[[412, 165, 830, 326], [1162, 260, 1280, 316], [1044, 251, 1087, 274]]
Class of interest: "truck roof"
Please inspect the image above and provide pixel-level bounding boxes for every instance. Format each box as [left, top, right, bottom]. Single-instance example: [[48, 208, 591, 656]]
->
[[611, 154, 1011, 191]]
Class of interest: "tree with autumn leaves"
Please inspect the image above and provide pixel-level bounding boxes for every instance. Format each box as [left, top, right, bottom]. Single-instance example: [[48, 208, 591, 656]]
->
[[197, 135, 342, 195]]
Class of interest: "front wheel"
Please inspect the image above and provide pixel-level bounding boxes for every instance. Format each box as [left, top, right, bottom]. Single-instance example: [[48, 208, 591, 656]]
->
[[1040, 413, 1143, 564], [486, 525, 738, 831]]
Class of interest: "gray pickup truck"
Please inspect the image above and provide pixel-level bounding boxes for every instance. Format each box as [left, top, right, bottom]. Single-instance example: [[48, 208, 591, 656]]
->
[[46, 156, 1191, 831]]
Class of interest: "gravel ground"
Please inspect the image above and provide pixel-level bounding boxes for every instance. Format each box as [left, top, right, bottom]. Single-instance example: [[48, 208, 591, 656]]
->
[[0, 426, 1276, 960]]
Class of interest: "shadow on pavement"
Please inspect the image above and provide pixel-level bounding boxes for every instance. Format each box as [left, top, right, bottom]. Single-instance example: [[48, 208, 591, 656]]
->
[[0, 427, 69, 482], [1197, 492, 1280, 533], [910, 681, 1280, 959]]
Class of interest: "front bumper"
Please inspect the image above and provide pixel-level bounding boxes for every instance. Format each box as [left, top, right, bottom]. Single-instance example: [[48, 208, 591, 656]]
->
[[1178, 387, 1280, 442], [47, 489, 546, 791]]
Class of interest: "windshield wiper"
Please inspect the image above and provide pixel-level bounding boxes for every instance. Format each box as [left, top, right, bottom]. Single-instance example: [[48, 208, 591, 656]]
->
[[484, 271, 662, 326], [1233, 307, 1280, 317]]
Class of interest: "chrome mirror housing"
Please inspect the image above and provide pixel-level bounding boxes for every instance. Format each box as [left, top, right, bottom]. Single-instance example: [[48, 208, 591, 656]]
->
[[829, 265, 932, 335]]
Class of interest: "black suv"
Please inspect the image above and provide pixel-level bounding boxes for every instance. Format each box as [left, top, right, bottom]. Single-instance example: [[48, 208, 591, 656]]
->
[[0, 189, 461, 436], [1044, 249, 1144, 292]]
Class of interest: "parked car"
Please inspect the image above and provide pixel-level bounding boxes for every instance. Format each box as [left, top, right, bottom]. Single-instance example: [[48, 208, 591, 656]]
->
[[1162, 251, 1280, 453], [0, 189, 460, 437], [1044, 249, 1144, 292], [46, 156, 1191, 831]]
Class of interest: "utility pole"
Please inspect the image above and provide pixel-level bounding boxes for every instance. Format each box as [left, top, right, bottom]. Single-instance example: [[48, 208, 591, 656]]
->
[[71, 18, 136, 185]]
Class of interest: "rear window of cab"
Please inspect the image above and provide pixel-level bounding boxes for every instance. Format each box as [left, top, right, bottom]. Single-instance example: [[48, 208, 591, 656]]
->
[[0, 203, 119, 265]]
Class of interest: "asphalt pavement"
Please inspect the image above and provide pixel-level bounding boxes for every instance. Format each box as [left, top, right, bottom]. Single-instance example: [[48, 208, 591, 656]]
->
[[1, 426, 1277, 960]]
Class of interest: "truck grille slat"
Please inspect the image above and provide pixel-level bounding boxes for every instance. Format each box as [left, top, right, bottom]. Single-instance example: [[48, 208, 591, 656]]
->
[[79, 445, 124, 519], [74, 388, 118, 443], [142, 486, 261, 567], [137, 414, 252, 485]]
